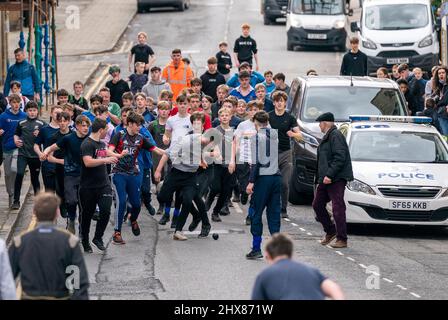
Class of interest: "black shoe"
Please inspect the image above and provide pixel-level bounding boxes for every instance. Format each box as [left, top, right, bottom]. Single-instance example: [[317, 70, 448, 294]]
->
[[11, 201, 20, 210], [82, 241, 93, 253], [131, 221, 141, 236], [211, 213, 222, 222], [246, 249, 263, 260], [281, 211, 289, 219], [156, 205, 164, 215], [220, 205, 230, 216], [245, 216, 251, 225], [92, 238, 106, 251], [146, 204, 156, 216], [241, 192, 249, 205], [188, 218, 201, 232], [198, 224, 211, 238], [92, 210, 100, 221], [159, 214, 170, 225], [170, 216, 178, 229]]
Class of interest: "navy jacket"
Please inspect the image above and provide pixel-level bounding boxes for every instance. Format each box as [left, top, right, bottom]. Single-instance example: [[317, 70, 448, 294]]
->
[[4, 60, 41, 97]]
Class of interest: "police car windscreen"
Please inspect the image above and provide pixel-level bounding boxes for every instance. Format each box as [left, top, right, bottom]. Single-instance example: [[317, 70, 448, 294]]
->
[[301, 87, 406, 122], [349, 131, 448, 163], [365, 4, 428, 31]]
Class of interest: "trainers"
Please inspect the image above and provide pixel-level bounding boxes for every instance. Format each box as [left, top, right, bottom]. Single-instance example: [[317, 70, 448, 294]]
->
[[198, 224, 211, 238], [92, 238, 106, 251], [92, 210, 100, 221], [220, 205, 230, 216], [159, 214, 170, 225], [146, 204, 156, 216], [330, 239, 348, 249], [246, 249, 263, 260], [211, 213, 222, 222], [67, 220, 76, 235], [173, 231, 188, 241], [112, 231, 126, 245], [241, 192, 249, 205], [245, 216, 251, 225], [320, 233, 337, 246], [82, 241, 93, 253], [11, 201, 20, 210], [281, 211, 289, 219], [131, 221, 141, 236], [156, 205, 164, 215], [170, 216, 178, 229], [188, 218, 201, 232]]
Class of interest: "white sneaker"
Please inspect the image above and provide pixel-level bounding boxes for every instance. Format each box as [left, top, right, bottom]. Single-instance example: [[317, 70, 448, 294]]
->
[[173, 231, 187, 241]]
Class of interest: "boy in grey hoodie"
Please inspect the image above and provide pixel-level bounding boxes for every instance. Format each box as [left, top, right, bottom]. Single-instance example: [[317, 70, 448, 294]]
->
[[142, 66, 171, 104]]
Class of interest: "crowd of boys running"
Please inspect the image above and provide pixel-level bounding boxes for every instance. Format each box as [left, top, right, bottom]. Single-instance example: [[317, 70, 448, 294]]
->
[[0, 24, 304, 258]]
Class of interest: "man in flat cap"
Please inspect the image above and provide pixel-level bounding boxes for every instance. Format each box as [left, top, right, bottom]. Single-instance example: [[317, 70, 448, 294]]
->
[[312, 112, 353, 248]]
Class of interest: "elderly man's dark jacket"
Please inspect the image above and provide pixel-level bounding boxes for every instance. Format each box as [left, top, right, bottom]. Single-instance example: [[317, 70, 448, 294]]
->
[[316, 125, 354, 184]]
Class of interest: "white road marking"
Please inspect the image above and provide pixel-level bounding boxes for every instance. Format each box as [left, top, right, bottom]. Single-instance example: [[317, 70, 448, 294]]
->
[[183, 50, 200, 54], [299, 228, 306, 232], [306, 232, 312, 236], [397, 285, 407, 291], [224, 0, 234, 42], [291, 223, 298, 227], [118, 41, 127, 54], [126, 41, 134, 53], [335, 251, 344, 256], [326, 245, 332, 249], [183, 230, 230, 235], [382, 278, 394, 283], [347, 257, 355, 262], [284, 218, 291, 222], [410, 292, 421, 298], [85, 64, 110, 99], [359, 264, 367, 269]]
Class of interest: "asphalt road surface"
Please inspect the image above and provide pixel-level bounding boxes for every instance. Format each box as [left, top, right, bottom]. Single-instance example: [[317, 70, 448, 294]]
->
[[13, 0, 448, 300]]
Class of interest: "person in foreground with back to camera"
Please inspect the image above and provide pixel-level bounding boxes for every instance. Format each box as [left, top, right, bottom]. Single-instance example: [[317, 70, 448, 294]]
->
[[251, 233, 345, 300], [8, 192, 89, 300]]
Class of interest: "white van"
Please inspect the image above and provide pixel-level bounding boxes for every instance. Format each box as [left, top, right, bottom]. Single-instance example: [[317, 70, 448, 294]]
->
[[351, 0, 440, 75], [286, 0, 353, 51]]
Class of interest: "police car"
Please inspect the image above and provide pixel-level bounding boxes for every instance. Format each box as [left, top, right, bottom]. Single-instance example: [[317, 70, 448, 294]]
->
[[342, 116, 448, 225]]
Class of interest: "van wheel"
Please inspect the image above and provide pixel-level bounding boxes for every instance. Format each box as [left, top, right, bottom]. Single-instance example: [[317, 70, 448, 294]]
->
[[178, 1, 185, 11], [137, 4, 146, 13], [287, 40, 294, 51], [289, 183, 312, 205], [263, 16, 272, 25], [337, 44, 347, 52]]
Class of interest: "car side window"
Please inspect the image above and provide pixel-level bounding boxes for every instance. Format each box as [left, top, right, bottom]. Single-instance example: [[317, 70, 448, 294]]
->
[[287, 80, 302, 116]]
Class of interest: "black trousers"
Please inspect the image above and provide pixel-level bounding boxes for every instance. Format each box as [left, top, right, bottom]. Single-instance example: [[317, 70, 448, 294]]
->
[[42, 166, 56, 192], [207, 165, 234, 214], [55, 164, 67, 216], [157, 168, 197, 232], [79, 185, 113, 241], [236, 163, 251, 196], [14, 156, 41, 202]]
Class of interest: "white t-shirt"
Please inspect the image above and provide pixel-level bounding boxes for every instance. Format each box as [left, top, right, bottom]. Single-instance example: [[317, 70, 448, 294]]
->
[[234, 119, 257, 164], [166, 114, 192, 147]]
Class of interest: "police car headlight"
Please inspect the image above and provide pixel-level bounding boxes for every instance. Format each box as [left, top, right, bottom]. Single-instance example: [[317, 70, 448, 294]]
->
[[347, 179, 376, 195]]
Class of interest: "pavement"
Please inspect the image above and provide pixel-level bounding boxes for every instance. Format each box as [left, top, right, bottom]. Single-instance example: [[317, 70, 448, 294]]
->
[[0, 0, 137, 243]]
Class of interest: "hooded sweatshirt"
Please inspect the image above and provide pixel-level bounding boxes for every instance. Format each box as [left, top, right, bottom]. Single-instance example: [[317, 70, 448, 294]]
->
[[0, 109, 27, 152], [142, 80, 172, 104]]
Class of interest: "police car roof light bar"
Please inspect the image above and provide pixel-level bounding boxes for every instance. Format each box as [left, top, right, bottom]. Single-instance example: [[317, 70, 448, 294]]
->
[[349, 115, 433, 124]]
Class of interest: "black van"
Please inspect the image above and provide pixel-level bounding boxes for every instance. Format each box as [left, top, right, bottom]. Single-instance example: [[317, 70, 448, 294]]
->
[[137, 0, 190, 12], [261, 0, 288, 25]]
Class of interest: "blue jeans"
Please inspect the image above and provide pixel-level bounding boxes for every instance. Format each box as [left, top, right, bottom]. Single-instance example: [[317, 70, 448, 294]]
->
[[439, 117, 448, 135], [112, 173, 141, 232]]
